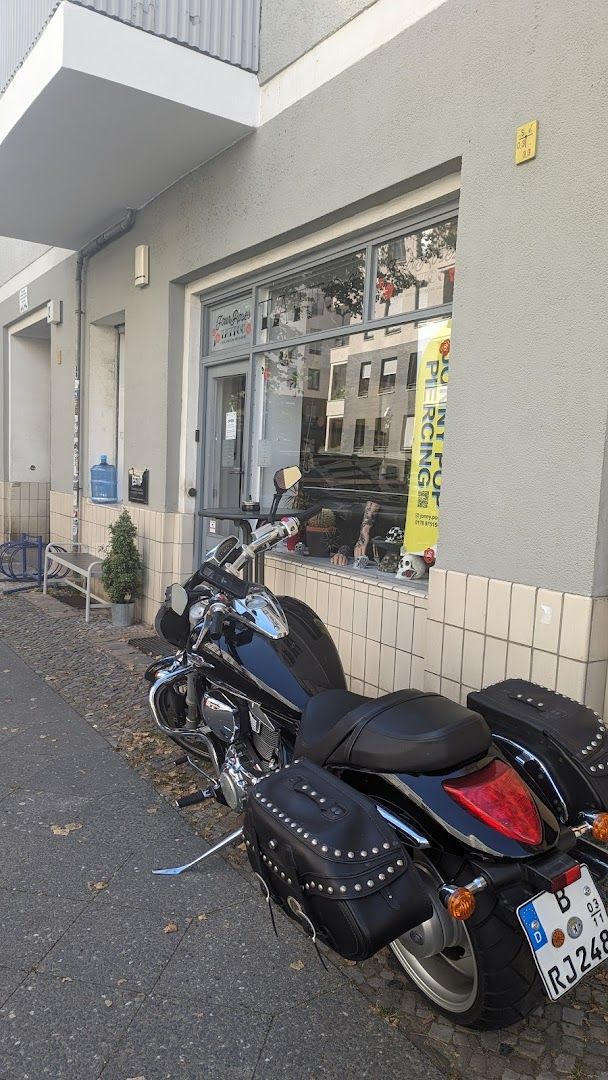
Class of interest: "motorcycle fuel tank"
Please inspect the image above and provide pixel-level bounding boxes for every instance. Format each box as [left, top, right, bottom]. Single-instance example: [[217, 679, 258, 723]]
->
[[202, 596, 347, 718]]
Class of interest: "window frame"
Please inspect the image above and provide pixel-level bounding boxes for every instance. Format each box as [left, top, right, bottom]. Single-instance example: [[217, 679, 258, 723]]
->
[[198, 198, 458, 513]]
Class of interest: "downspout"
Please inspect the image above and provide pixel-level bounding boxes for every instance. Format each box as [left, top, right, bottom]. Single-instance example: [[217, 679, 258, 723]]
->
[[72, 209, 136, 548]]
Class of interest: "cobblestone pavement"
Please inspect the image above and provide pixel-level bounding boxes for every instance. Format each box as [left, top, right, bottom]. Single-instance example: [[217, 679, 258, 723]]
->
[[1, 589, 608, 1078]]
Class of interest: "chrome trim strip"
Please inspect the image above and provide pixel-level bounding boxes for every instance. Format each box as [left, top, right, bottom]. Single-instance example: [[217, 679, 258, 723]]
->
[[375, 805, 430, 849], [492, 734, 569, 824]]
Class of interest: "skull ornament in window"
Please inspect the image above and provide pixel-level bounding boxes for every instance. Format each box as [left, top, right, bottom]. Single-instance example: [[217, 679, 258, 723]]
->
[[396, 552, 428, 580]]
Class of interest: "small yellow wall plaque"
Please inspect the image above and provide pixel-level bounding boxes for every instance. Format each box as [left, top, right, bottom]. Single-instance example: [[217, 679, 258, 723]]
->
[[515, 120, 538, 164]]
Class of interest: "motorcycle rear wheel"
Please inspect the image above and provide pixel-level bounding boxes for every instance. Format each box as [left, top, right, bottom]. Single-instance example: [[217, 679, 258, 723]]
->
[[389, 858, 542, 1029]]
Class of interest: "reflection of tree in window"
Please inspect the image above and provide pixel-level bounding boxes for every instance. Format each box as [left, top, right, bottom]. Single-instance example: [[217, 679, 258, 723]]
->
[[359, 361, 371, 397], [328, 418, 343, 450], [379, 357, 397, 394], [354, 419, 366, 451], [307, 368, 320, 391], [330, 363, 347, 400]]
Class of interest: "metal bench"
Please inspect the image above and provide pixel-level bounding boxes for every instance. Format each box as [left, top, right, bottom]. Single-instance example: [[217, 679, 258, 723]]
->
[[43, 543, 111, 622]]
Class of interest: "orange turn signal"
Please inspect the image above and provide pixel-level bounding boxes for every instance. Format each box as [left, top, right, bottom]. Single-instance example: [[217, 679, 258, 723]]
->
[[446, 888, 477, 921], [591, 813, 608, 843]]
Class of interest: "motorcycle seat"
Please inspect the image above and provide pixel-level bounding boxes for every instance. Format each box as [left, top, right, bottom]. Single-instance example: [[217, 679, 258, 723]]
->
[[295, 688, 491, 774]]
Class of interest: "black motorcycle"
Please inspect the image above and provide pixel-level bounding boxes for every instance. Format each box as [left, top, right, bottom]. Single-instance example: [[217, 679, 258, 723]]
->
[[146, 466, 608, 1029]]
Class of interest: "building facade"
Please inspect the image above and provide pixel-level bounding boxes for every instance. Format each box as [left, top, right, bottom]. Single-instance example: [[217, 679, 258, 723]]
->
[[1, 0, 607, 717]]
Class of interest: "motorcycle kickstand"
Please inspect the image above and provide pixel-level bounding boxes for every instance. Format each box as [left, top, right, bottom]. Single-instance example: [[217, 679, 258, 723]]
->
[[152, 826, 244, 876]]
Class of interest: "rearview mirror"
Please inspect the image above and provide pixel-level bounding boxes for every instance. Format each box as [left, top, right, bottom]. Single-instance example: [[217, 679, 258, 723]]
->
[[170, 583, 188, 615], [273, 465, 302, 493]]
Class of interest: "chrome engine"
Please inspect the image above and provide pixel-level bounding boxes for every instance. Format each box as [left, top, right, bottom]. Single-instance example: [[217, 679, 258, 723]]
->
[[200, 693, 279, 811]]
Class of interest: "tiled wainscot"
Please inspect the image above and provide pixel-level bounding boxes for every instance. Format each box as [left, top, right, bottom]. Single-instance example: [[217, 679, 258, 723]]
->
[[264, 553, 428, 698]]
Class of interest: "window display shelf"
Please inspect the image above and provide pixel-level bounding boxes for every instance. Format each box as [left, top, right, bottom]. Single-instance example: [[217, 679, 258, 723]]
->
[[266, 549, 428, 600]]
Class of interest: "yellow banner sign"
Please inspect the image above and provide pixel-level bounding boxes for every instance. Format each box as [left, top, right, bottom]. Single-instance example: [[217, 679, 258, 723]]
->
[[404, 318, 451, 555]]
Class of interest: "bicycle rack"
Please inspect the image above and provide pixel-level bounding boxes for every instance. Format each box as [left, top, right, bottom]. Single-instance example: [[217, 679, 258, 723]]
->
[[0, 534, 68, 593]]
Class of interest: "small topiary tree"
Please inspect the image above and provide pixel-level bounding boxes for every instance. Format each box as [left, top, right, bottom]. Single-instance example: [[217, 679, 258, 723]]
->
[[101, 509, 143, 604]]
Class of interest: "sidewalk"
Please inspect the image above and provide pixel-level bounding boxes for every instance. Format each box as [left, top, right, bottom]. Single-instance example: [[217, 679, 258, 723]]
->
[[0, 607, 444, 1079]]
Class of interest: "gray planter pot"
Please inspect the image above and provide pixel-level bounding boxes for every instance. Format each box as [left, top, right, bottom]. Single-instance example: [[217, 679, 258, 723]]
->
[[111, 602, 135, 627]]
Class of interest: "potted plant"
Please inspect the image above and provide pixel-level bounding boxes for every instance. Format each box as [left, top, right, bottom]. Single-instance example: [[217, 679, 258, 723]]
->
[[101, 509, 143, 627], [305, 507, 337, 557]]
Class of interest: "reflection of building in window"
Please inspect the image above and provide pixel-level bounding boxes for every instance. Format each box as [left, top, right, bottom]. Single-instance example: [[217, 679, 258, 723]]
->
[[406, 351, 418, 388], [374, 416, 390, 452], [401, 414, 414, 450], [354, 418, 366, 451], [307, 367, 320, 391], [379, 357, 397, 394], [327, 418, 343, 451], [309, 346, 322, 356], [359, 361, 371, 396]]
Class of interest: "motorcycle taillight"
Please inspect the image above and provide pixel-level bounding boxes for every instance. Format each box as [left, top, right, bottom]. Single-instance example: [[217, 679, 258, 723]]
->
[[443, 759, 543, 846]]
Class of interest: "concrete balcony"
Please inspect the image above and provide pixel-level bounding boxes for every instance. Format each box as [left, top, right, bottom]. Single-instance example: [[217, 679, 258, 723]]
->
[[0, 1, 260, 247]]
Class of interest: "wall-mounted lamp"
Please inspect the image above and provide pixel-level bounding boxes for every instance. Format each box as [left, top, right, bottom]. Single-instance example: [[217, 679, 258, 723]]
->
[[134, 244, 150, 288]]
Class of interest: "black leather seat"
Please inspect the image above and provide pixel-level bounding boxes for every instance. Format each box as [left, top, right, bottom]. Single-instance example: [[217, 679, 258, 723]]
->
[[295, 688, 491, 774]]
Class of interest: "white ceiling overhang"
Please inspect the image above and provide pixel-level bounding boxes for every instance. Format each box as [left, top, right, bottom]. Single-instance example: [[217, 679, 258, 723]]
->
[[0, 1, 260, 248]]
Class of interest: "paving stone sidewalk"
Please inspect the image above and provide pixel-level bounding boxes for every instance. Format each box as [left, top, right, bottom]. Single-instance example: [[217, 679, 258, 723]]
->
[[1, 589, 608, 1078], [0, 594, 444, 1080]]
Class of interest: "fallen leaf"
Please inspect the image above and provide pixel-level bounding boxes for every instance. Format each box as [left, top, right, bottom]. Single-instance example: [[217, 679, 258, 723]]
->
[[61, 977, 72, 983], [196, 914, 208, 922], [146, 807, 158, 815], [88, 880, 109, 892], [289, 960, 305, 971], [163, 921, 178, 934], [117, 979, 127, 985], [51, 822, 83, 836], [104, 998, 113, 1008]]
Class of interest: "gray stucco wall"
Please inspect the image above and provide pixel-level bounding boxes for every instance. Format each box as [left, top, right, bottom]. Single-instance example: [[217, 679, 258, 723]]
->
[[0, 239, 51, 288], [258, 0, 377, 82], [1, 0, 607, 595]]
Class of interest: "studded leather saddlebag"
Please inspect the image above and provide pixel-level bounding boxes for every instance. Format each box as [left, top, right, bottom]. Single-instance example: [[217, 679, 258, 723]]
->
[[469, 679, 608, 825], [244, 759, 432, 961]]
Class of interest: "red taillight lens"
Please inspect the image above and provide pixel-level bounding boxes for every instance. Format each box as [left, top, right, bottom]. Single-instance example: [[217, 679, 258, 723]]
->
[[443, 760, 543, 846]]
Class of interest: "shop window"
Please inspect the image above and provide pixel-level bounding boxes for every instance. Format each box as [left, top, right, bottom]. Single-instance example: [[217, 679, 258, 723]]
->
[[358, 361, 371, 397], [253, 315, 451, 572], [206, 208, 456, 581], [354, 419, 366, 451], [379, 357, 397, 394], [374, 217, 457, 319]]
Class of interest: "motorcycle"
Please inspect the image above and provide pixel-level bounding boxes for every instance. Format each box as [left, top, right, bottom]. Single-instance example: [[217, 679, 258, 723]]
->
[[146, 466, 608, 1030]]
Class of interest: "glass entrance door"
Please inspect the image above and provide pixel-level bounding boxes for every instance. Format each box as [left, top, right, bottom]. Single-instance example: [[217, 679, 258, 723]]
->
[[201, 360, 248, 554]]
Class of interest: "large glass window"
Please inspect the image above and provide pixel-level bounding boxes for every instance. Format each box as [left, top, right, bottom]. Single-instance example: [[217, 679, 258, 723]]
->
[[203, 208, 456, 581], [257, 249, 365, 343], [374, 217, 457, 319]]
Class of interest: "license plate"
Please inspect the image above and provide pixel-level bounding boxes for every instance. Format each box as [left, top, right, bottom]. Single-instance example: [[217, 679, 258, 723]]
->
[[517, 865, 608, 999]]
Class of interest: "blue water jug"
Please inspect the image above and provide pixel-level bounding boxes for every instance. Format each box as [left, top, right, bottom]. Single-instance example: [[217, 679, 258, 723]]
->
[[90, 454, 118, 503]]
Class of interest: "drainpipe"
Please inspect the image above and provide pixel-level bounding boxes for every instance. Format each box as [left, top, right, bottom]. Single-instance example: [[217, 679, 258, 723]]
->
[[72, 209, 136, 548]]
